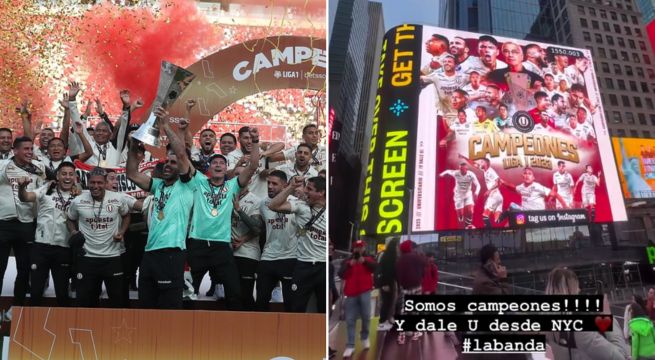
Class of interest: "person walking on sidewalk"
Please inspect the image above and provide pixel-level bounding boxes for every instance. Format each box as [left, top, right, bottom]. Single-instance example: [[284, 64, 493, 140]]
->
[[375, 238, 399, 332], [395, 239, 426, 345], [629, 302, 655, 360], [338, 240, 376, 358], [422, 252, 439, 295]]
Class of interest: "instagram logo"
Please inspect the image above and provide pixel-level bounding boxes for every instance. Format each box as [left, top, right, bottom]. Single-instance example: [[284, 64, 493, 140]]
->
[[516, 214, 526, 225]]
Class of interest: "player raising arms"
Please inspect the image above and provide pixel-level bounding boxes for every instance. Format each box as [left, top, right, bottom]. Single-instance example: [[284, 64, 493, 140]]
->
[[439, 161, 480, 229], [459, 156, 503, 228], [575, 165, 602, 220]]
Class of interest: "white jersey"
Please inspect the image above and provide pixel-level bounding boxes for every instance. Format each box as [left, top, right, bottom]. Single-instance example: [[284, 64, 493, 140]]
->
[[443, 170, 479, 197], [275, 163, 319, 182], [457, 56, 507, 78], [283, 144, 325, 172], [522, 61, 545, 77], [0, 151, 13, 160], [516, 182, 550, 210], [290, 201, 325, 263], [580, 173, 599, 194], [567, 123, 595, 141], [461, 83, 487, 100], [449, 121, 473, 138], [33, 145, 48, 162], [484, 167, 500, 192], [85, 139, 121, 168], [424, 70, 466, 101], [232, 192, 262, 261], [260, 197, 298, 261], [564, 65, 585, 86], [34, 185, 74, 247], [547, 110, 569, 129], [421, 53, 451, 75], [67, 190, 130, 258], [553, 171, 574, 200], [0, 159, 46, 222], [227, 148, 268, 198], [44, 157, 73, 175]]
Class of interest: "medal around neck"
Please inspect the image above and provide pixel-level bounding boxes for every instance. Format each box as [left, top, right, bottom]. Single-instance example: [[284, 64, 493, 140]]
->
[[132, 61, 196, 147]]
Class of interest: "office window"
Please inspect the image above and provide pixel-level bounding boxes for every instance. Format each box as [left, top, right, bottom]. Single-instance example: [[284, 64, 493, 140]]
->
[[600, 9, 607, 18], [630, 81, 637, 91], [629, 39, 635, 48], [578, 5, 585, 14], [638, 67, 645, 77], [617, 129, 626, 137], [626, 65, 633, 76], [625, 27, 633, 35], [650, 114, 655, 126], [622, 95, 630, 107], [620, 50, 628, 60], [606, 78, 614, 89], [607, 36, 615, 46], [633, 53, 641, 63], [617, 3, 623, 9], [611, 11, 617, 20], [610, 49, 618, 59], [610, 94, 618, 106], [632, 15, 638, 25], [595, 34, 603, 43], [599, 47, 606, 58], [618, 38, 625, 47], [602, 62, 610, 72], [634, 97, 643, 108], [649, 69, 655, 79], [627, 4, 632, 10], [614, 64, 622, 74], [640, 41, 647, 51], [642, 82, 649, 92], [581, 19, 588, 28], [613, 111, 622, 123], [626, 112, 635, 124], [618, 79, 626, 90], [631, 129, 639, 137], [644, 130, 652, 138], [590, 7, 596, 16], [583, 32, 591, 41], [590, 20, 597, 29], [639, 113, 647, 125], [645, 55, 651, 65], [621, 14, 628, 22], [647, 97, 654, 109]]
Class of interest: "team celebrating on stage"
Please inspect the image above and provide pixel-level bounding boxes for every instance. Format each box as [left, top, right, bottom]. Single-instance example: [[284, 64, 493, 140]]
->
[[422, 33, 605, 229], [0, 83, 326, 314]]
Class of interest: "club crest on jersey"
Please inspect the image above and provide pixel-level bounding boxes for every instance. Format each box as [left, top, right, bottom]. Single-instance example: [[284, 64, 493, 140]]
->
[[30, 264, 37, 270], [106, 204, 114, 213], [77, 273, 83, 280], [291, 284, 298, 291]]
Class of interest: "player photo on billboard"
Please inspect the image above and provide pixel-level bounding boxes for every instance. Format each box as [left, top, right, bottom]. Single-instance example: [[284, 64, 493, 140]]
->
[[413, 27, 626, 232]]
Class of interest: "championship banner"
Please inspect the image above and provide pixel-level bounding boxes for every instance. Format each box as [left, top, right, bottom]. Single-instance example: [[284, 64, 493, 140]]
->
[[360, 25, 627, 234], [358, 25, 422, 236], [74, 160, 157, 199], [611, 137, 655, 199], [147, 35, 326, 158]]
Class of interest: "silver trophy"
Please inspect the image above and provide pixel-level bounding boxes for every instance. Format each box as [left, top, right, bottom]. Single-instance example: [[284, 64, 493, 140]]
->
[[131, 61, 195, 146]]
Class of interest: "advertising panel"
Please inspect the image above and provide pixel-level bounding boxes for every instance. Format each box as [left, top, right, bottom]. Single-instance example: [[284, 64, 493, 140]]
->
[[611, 137, 655, 199], [358, 25, 627, 235]]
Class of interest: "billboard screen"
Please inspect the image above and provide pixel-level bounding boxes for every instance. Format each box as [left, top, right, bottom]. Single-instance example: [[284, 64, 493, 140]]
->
[[611, 137, 655, 199], [358, 25, 627, 236]]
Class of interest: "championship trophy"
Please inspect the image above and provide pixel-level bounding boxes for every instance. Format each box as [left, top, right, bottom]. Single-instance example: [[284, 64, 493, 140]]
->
[[131, 61, 196, 146]]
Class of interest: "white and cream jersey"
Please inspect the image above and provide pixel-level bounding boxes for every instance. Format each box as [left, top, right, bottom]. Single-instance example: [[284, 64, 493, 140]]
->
[[579, 173, 599, 193], [34, 185, 75, 248], [553, 171, 574, 199], [457, 56, 507, 78], [461, 83, 487, 100], [290, 201, 326, 263], [423, 70, 467, 100], [442, 170, 479, 196], [232, 191, 262, 261], [0, 159, 46, 222], [260, 197, 298, 261], [449, 121, 473, 138], [484, 167, 500, 194], [276, 163, 319, 182], [566, 123, 596, 141], [283, 144, 326, 173], [67, 190, 130, 258], [227, 148, 268, 198], [85, 139, 121, 168], [421, 53, 451, 75], [516, 182, 550, 210], [522, 61, 546, 77]]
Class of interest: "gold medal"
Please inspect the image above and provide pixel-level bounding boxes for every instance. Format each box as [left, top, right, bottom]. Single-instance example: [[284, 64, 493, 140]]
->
[[211, 208, 218, 217], [297, 228, 307, 237], [158, 210, 164, 220]]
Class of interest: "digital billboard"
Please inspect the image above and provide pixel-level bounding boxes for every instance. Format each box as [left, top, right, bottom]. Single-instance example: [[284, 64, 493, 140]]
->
[[358, 25, 627, 236], [611, 137, 655, 199]]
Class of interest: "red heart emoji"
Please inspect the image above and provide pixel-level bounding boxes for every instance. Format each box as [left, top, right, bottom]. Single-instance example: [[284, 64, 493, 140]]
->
[[595, 316, 612, 333]]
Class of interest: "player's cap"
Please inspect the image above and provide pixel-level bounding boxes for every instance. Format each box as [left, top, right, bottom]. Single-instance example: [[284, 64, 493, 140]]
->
[[208, 153, 228, 164], [353, 240, 366, 248]]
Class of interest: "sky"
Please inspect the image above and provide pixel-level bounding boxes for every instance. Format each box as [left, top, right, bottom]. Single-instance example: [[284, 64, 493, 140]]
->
[[376, 0, 440, 30]]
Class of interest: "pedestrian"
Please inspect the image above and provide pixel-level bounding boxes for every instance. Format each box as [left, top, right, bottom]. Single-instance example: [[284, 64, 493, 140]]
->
[[629, 302, 655, 360], [375, 238, 399, 332], [422, 252, 438, 295], [395, 239, 426, 344]]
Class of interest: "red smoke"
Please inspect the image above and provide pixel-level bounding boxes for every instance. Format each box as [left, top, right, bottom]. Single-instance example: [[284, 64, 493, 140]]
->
[[67, 0, 220, 120]]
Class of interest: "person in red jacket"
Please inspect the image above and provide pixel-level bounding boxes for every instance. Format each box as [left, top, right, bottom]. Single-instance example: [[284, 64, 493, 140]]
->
[[338, 240, 377, 358], [422, 252, 439, 295]]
